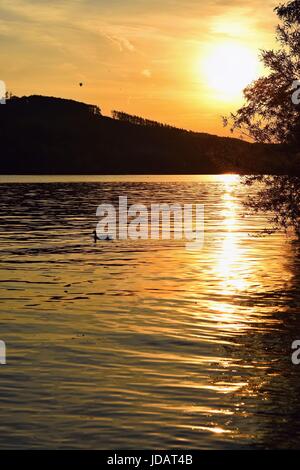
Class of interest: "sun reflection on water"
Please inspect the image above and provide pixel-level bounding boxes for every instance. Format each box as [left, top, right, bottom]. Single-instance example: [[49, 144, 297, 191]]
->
[[210, 176, 250, 329]]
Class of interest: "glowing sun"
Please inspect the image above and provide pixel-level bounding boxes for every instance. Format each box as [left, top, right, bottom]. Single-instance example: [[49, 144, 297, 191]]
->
[[202, 42, 260, 99]]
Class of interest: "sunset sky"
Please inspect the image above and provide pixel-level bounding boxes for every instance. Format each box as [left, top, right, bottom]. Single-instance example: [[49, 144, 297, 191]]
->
[[0, 0, 279, 135]]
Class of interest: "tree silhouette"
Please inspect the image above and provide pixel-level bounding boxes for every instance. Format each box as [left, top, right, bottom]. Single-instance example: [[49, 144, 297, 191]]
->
[[225, 0, 300, 236]]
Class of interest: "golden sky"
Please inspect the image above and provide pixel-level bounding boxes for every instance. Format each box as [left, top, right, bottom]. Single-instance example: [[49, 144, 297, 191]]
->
[[0, 0, 279, 136]]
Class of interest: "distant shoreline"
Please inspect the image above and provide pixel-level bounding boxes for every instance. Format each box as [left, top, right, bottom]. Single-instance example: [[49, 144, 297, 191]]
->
[[0, 174, 241, 184], [0, 95, 294, 175]]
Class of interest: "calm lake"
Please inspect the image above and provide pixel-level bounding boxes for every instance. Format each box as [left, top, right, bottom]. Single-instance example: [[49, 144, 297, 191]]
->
[[0, 174, 300, 449]]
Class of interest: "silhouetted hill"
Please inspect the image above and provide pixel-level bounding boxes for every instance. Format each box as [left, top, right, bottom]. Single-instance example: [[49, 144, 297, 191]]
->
[[0, 95, 292, 174]]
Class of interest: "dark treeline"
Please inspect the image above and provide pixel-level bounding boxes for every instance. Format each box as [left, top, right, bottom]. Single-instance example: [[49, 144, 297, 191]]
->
[[0, 95, 293, 175], [111, 110, 186, 132]]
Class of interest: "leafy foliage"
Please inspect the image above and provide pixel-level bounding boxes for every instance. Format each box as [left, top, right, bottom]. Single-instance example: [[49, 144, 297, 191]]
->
[[226, 1, 300, 235], [243, 175, 300, 235], [225, 0, 300, 147]]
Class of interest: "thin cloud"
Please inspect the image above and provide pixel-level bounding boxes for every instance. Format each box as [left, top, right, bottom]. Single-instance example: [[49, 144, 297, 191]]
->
[[101, 31, 135, 52], [142, 69, 152, 78]]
